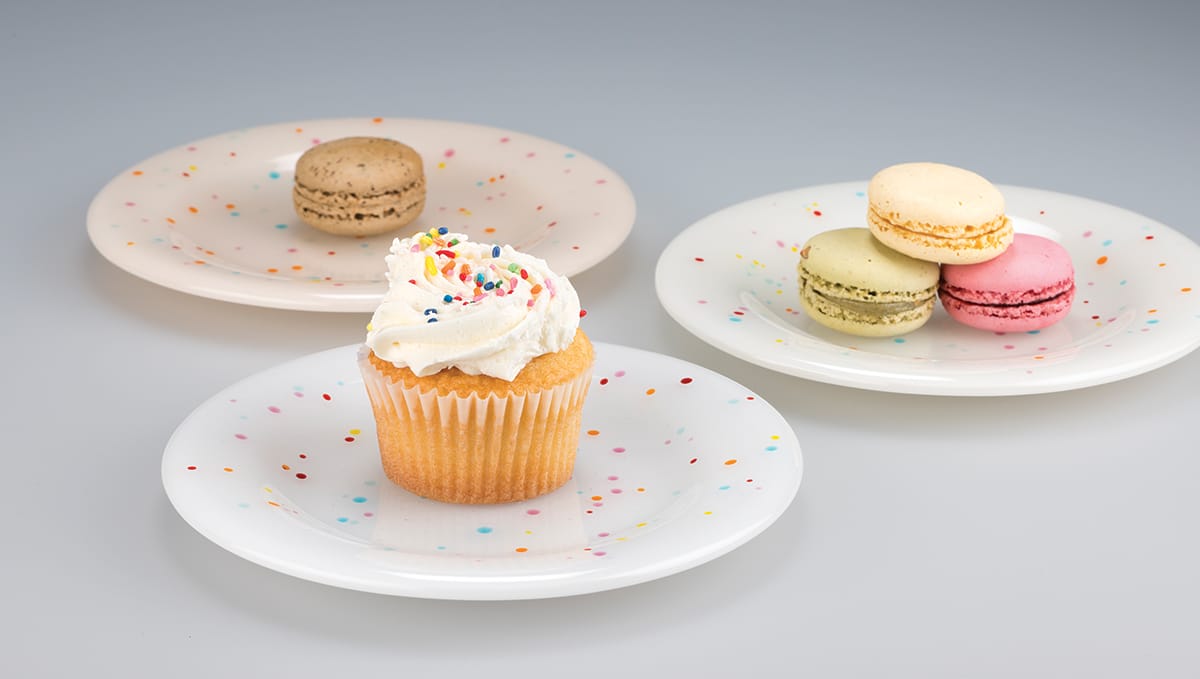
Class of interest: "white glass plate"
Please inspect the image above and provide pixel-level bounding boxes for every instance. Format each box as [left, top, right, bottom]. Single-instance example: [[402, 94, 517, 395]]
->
[[656, 182, 1200, 396], [162, 342, 802, 599], [88, 117, 636, 312]]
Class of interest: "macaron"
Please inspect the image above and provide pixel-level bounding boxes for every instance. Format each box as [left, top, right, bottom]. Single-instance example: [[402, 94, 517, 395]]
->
[[868, 162, 1013, 264], [939, 233, 1075, 332], [293, 136, 426, 236], [798, 227, 941, 337]]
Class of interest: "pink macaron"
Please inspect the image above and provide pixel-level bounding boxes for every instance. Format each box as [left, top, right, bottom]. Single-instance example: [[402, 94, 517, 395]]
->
[[939, 233, 1075, 332]]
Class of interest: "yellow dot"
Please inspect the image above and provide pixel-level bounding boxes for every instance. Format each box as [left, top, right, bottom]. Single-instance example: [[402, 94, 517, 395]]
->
[[263, 487, 273, 493], [437, 162, 446, 169], [349, 429, 361, 435], [703, 511, 713, 515], [636, 522, 647, 528], [770, 435, 780, 440]]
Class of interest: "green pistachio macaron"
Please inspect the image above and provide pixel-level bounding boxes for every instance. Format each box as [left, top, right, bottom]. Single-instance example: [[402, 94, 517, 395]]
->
[[798, 227, 941, 337]]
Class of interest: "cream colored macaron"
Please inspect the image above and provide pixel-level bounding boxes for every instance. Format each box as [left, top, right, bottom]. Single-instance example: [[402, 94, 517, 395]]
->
[[798, 227, 941, 337], [867, 162, 1012, 264], [293, 137, 426, 236]]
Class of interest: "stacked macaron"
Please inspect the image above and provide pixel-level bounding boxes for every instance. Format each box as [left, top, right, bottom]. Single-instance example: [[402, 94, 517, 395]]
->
[[797, 162, 1075, 336]]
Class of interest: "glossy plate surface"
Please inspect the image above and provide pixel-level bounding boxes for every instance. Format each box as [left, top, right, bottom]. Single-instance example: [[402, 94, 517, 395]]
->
[[656, 183, 1200, 395], [162, 343, 802, 599], [89, 117, 636, 311]]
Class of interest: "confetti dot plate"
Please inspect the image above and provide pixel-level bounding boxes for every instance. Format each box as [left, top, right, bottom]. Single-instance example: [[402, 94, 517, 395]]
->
[[656, 182, 1200, 396], [88, 117, 636, 312], [162, 342, 802, 599]]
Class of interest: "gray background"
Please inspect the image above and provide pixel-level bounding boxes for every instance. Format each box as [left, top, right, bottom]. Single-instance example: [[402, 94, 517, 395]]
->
[[3, 0, 1198, 676]]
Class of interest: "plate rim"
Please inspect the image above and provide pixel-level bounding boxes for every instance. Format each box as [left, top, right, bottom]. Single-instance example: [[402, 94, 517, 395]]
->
[[655, 181, 1200, 396], [161, 341, 803, 600], [88, 116, 637, 313]]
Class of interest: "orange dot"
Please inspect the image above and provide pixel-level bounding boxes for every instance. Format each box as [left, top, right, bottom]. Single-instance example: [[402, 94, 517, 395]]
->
[[645, 388, 656, 395], [225, 203, 235, 209], [636, 487, 645, 493], [1034, 355, 1046, 360], [223, 467, 233, 472], [267, 267, 279, 273], [1096, 255, 1108, 265], [591, 495, 603, 501], [514, 547, 528, 553], [204, 249, 215, 255], [193, 260, 206, 265], [489, 177, 496, 183], [484, 227, 496, 233], [295, 127, 303, 133], [1158, 262, 1166, 268], [1183, 287, 1193, 293], [723, 459, 737, 466], [126, 241, 135, 246], [281, 464, 291, 471], [291, 265, 303, 271], [267, 501, 280, 507], [372, 117, 383, 123], [586, 429, 600, 436], [166, 217, 176, 224], [188, 206, 198, 214], [131, 170, 143, 176], [1148, 308, 1158, 314]]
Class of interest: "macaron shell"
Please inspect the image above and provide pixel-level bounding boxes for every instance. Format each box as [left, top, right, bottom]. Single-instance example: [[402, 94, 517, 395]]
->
[[939, 233, 1076, 332], [799, 227, 940, 296], [868, 162, 1006, 230]]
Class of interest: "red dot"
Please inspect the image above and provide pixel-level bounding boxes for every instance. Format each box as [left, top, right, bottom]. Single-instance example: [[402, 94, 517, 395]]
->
[[345, 436, 356, 442], [295, 473, 307, 479], [680, 377, 693, 384], [1145, 235, 1155, 240], [689, 458, 698, 464], [579, 309, 587, 318], [186, 466, 197, 471], [599, 378, 609, 385], [812, 210, 822, 216], [694, 257, 705, 262], [322, 393, 332, 401], [746, 396, 755, 400], [298, 453, 308, 459]]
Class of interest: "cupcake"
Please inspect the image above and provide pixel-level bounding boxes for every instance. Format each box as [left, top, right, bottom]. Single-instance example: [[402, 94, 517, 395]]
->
[[359, 228, 593, 504]]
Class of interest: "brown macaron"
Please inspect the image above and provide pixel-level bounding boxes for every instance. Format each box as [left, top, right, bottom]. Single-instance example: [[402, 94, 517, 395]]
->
[[292, 136, 426, 236]]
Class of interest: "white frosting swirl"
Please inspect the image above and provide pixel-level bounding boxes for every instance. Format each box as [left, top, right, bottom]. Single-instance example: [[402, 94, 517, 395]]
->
[[365, 229, 581, 380]]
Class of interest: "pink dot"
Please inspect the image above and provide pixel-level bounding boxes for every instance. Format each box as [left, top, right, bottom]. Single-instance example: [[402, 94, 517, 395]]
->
[[234, 433, 247, 440], [363, 512, 374, 517], [499, 137, 510, 143], [1083, 230, 1093, 238], [697, 299, 708, 304], [187, 146, 197, 151], [287, 247, 298, 253], [294, 391, 304, 398], [125, 201, 136, 207], [611, 488, 623, 494], [526, 152, 536, 158], [607, 475, 619, 481], [1003, 345, 1015, 350], [598, 532, 610, 538], [595, 179, 607, 184], [444, 148, 455, 158], [612, 447, 626, 453], [311, 138, 321, 145], [592, 502, 603, 507], [525, 509, 541, 515], [614, 370, 626, 377], [593, 551, 607, 557], [267, 406, 281, 413]]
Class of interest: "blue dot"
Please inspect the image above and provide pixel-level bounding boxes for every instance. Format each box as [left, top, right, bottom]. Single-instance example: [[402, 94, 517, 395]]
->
[[1147, 319, 1159, 324], [1026, 330, 1041, 335], [855, 191, 865, 197], [436, 545, 446, 550], [230, 211, 240, 217], [352, 496, 367, 503], [766, 445, 778, 451], [718, 485, 731, 491], [1120, 280, 1128, 286], [1103, 239, 1113, 246], [476, 181, 485, 187], [268, 171, 280, 179], [729, 317, 742, 323], [564, 152, 576, 158], [477, 526, 493, 534], [893, 338, 906, 343], [275, 223, 288, 229], [237, 502, 249, 509], [336, 517, 348, 523], [364, 480, 376, 486]]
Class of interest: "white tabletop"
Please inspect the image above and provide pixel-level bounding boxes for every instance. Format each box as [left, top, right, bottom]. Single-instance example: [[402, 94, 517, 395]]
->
[[4, 1, 1199, 676]]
